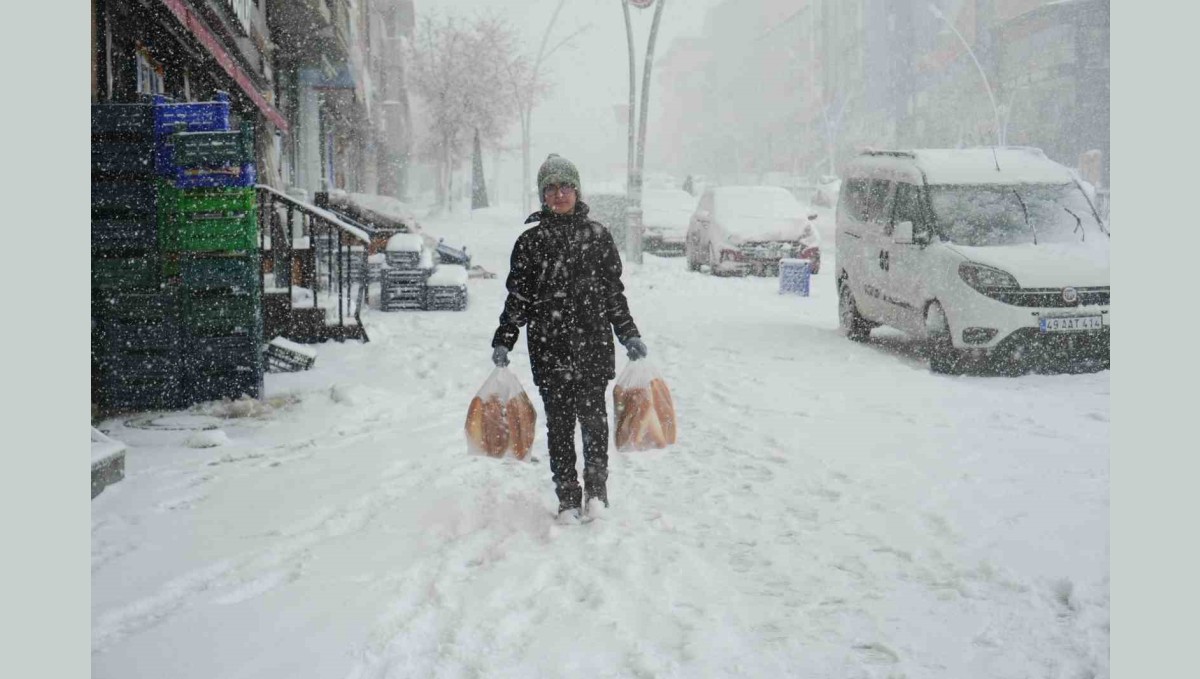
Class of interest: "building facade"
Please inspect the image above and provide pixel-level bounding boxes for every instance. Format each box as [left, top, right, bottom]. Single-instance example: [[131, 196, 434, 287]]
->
[[91, 0, 416, 199], [651, 0, 1109, 189]]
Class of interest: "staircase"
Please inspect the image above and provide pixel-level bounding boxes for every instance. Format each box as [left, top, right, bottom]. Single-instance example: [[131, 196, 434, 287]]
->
[[257, 186, 370, 343]]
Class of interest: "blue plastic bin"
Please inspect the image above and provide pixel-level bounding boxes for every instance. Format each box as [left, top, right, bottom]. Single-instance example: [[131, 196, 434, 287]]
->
[[152, 92, 231, 137], [779, 258, 812, 296]]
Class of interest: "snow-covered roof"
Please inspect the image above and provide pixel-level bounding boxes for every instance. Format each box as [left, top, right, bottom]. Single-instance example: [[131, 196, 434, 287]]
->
[[386, 233, 425, 252], [863, 148, 1076, 186], [427, 264, 469, 287], [349, 191, 420, 226]]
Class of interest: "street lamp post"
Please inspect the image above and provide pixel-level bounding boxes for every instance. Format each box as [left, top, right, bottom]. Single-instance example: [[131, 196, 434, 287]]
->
[[621, 0, 667, 265], [929, 3, 1003, 147]]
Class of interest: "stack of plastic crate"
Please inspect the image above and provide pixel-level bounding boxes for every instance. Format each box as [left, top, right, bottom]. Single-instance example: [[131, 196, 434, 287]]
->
[[159, 162, 263, 402], [91, 101, 182, 410], [154, 93, 263, 403], [423, 265, 469, 311], [381, 234, 433, 311], [93, 290, 185, 410]]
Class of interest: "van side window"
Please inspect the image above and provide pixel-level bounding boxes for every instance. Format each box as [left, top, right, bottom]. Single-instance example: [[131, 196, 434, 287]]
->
[[891, 183, 924, 235], [840, 178, 871, 222], [866, 179, 894, 226]]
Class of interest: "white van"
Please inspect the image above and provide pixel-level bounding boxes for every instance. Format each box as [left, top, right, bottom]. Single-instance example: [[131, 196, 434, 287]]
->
[[834, 148, 1109, 374]]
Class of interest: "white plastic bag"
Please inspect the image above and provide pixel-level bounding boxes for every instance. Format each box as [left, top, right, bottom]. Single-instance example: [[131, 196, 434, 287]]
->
[[464, 367, 537, 460], [613, 360, 677, 452]]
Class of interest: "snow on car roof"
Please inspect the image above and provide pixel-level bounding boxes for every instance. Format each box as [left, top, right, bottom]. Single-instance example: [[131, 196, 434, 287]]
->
[[643, 189, 697, 230], [386, 233, 424, 252], [866, 148, 1076, 185], [710, 186, 811, 242], [713, 186, 805, 219]]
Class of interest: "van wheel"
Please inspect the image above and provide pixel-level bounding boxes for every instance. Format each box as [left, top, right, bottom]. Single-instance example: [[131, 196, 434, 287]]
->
[[838, 279, 871, 342], [926, 302, 964, 375]]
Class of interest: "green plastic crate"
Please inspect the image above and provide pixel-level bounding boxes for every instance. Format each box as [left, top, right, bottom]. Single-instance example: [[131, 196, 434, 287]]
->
[[163, 214, 258, 253], [158, 183, 256, 218], [158, 183, 258, 253], [92, 255, 162, 291]]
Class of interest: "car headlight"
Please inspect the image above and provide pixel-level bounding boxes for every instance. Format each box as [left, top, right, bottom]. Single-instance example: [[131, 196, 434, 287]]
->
[[958, 262, 1019, 292]]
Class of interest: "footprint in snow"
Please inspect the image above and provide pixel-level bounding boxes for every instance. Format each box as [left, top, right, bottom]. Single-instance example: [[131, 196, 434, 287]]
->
[[852, 642, 900, 665]]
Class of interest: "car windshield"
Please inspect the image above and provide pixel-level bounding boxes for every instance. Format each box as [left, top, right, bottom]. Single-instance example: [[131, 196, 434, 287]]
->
[[928, 183, 1103, 247]]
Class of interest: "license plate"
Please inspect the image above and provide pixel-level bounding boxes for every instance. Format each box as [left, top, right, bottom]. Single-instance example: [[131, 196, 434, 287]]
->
[[1039, 315, 1103, 333]]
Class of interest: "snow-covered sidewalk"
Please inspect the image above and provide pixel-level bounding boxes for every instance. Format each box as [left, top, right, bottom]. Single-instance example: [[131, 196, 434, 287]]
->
[[92, 205, 1108, 678]]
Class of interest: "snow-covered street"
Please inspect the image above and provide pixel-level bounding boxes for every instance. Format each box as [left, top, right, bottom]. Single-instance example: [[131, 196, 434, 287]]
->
[[92, 206, 1109, 678]]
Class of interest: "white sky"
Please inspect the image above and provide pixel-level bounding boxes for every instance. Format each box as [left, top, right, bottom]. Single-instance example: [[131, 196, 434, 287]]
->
[[412, 0, 724, 193]]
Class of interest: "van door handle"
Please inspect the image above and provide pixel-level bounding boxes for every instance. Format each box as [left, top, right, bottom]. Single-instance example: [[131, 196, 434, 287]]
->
[[878, 250, 890, 271]]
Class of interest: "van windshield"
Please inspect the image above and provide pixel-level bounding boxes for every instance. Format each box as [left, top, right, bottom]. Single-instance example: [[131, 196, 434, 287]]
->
[[928, 183, 1103, 247]]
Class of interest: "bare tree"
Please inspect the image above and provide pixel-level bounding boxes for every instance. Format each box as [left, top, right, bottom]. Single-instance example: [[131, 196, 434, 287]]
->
[[505, 1, 591, 213], [407, 13, 522, 211]]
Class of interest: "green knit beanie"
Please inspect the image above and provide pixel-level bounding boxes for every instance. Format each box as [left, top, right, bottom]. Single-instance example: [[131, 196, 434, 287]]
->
[[537, 153, 581, 199]]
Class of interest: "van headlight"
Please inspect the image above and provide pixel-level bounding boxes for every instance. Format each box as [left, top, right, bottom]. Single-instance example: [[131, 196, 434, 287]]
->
[[958, 262, 1019, 292]]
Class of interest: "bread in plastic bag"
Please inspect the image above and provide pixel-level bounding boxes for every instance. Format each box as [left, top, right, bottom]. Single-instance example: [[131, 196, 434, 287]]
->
[[465, 367, 537, 460], [613, 360, 677, 451]]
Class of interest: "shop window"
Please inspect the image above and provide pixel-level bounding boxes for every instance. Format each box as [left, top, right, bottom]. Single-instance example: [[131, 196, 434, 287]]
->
[[135, 48, 164, 96]]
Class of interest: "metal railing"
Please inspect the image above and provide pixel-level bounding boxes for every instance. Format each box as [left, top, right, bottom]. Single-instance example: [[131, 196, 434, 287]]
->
[[256, 185, 370, 340]]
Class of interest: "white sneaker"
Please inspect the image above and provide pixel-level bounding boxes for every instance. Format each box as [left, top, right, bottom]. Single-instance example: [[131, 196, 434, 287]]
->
[[555, 507, 582, 525], [583, 498, 609, 521]]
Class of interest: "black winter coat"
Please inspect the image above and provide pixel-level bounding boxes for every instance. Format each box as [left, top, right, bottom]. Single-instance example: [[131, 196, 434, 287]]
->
[[492, 202, 640, 387]]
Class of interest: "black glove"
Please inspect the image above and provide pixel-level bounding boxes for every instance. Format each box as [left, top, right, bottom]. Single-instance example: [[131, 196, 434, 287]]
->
[[492, 346, 510, 367], [625, 337, 648, 361]]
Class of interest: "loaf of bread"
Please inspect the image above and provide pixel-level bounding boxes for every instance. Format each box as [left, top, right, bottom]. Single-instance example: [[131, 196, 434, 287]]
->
[[506, 391, 537, 460], [613, 376, 676, 451], [465, 392, 537, 460]]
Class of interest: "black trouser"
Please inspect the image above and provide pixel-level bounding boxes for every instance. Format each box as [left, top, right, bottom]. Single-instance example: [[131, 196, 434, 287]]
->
[[539, 378, 609, 510]]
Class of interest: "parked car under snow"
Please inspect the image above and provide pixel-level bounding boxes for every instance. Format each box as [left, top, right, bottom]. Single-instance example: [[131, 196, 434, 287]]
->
[[685, 186, 821, 276], [641, 188, 697, 256]]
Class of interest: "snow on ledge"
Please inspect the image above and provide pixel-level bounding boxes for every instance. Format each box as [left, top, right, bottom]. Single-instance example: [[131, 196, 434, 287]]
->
[[91, 428, 127, 468], [270, 336, 319, 359]]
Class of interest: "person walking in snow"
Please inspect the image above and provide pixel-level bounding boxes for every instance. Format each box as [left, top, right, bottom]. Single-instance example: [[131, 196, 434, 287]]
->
[[491, 154, 649, 523]]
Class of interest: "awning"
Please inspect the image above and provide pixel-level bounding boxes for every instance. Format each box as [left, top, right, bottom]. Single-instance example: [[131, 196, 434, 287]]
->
[[158, 0, 289, 133]]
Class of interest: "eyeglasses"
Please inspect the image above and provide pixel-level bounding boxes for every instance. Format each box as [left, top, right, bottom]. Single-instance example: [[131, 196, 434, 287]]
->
[[543, 183, 576, 197]]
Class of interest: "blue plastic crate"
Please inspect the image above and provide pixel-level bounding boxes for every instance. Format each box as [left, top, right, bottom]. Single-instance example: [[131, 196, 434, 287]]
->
[[778, 259, 812, 297], [152, 92, 230, 137], [170, 162, 257, 189], [155, 127, 254, 177]]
